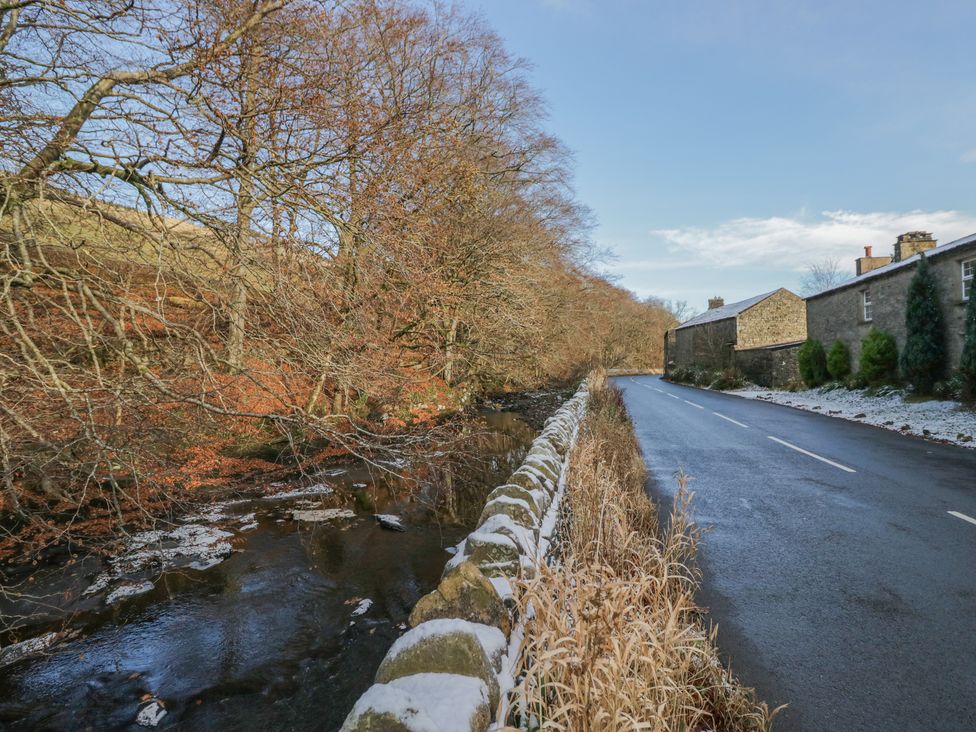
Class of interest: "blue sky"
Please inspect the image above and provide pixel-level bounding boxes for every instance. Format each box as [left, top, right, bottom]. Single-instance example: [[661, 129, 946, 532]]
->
[[460, 0, 976, 313]]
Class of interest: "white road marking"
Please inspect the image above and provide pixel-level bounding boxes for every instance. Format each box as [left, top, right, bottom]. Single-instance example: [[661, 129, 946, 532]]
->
[[767, 436, 857, 473], [653, 387, 664, 393], [683, 399, 705, 409], [948, 510, 976, 527], [714, 412, 749, 429], [667, 393, 680, 400]]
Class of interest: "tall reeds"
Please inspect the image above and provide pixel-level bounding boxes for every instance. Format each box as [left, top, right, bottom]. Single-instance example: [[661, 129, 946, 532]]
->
[[509, 376, 775, 731]]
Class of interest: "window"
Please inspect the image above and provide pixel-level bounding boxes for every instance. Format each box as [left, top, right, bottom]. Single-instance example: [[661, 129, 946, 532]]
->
[[964, 259, 974, 301], [862, 290, 873, 321]]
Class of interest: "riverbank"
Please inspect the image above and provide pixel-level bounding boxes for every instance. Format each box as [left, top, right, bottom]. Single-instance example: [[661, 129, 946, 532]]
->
[[0, 397, 547, 730]]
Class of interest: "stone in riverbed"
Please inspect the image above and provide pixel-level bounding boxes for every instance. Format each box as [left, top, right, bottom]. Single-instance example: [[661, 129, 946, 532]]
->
[[409, 560, 511, 635], [375, 514, 406, 532]]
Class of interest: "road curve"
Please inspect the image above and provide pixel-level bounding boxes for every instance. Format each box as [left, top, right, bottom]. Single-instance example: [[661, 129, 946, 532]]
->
[[615, 375, 976, 732]]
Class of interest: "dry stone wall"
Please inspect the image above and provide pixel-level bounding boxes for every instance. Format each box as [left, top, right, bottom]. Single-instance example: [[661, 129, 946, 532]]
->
[[341, 382, 590, 732]]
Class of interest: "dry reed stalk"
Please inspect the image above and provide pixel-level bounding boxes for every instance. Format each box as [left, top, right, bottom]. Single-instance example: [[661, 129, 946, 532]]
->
[[510, 378, 777, 731]]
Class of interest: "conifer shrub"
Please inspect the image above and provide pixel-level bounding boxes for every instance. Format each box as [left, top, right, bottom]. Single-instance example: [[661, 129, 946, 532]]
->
[[859, 329, 899, 385], [960, 286, 976, 401], [826, 340, 852, 381], [900, 254, 946, 394], [797, 338, 828, 387]]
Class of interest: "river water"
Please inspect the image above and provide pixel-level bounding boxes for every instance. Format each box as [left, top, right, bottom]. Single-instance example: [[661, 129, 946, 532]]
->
[[0, 403, 547, 731]]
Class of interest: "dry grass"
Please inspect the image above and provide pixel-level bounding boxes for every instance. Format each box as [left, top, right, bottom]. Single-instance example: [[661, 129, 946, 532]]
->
[[510, 375, 776, 731]]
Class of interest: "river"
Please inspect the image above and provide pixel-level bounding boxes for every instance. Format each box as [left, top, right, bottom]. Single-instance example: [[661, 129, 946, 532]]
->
[[0, 396, 557, 731]]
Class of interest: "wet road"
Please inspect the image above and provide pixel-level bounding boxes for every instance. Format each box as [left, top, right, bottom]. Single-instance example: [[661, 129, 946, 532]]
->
[[616, 375, 976, 732]]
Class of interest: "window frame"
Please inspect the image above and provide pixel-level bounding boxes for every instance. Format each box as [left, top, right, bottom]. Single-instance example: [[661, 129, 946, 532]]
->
[[963, 258, 974, 302], [862, 290, 873, 322]]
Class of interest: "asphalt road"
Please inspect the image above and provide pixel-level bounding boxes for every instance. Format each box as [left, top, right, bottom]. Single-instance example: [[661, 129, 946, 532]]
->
[[615, 375, 976, 732]]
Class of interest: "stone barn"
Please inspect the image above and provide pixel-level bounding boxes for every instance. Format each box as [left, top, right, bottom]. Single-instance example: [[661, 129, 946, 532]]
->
[[665, 288, 807, 384]]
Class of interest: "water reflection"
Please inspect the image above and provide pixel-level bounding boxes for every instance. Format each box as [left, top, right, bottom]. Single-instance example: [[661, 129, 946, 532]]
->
[[0, 408, 538, 731]]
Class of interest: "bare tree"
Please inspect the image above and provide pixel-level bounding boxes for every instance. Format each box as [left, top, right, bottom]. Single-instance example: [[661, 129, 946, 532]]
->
[[800, 257, 848, 295]]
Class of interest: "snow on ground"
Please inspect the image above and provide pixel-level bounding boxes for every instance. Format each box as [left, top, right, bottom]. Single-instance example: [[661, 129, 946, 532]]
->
[[289, 508, 355, 522], [733, 385, 976, 448], [0, 632, 59, 670], [106, 581, 154, 604]]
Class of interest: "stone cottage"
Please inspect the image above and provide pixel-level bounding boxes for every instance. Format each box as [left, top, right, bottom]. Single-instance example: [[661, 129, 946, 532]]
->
[[806, 231, 976, 370], [665, 288, 807, 384]]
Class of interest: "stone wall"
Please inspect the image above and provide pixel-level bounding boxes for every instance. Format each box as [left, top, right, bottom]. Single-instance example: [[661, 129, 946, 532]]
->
[[736, 289, 807, 350], [341, 383, 590, 732], [807, 243, 975, 371], [733, 342, 803, 388], [669, 318, 736, 372]]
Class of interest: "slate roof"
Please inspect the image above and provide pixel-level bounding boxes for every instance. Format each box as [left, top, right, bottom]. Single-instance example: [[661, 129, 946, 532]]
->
[[806, 231, 976, 300], [675, 289, 780, 331]]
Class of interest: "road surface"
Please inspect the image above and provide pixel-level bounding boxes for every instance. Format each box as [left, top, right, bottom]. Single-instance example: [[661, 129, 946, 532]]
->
[[615, 375, 976, 732]]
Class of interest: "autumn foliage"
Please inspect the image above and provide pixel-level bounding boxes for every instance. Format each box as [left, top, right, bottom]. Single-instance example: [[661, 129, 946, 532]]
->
[[0, 1, 677, 556]]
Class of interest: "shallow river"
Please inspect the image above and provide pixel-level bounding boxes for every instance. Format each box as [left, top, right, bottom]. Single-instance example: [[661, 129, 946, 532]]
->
[[0, 405, 544, 731]]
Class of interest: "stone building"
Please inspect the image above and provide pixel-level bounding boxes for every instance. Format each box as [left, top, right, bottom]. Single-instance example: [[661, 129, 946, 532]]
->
[[806, 231, 976, 370], [665, 288, 807, 383]]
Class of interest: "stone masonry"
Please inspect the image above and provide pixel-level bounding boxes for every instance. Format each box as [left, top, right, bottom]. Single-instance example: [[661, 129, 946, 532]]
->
[[666, 288, 807, 376], [807, 233, 976, 371]]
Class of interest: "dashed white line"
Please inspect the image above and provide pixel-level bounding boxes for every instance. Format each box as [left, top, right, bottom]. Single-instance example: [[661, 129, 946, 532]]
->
[[767, 436, 857, 473], [653, 387, 664, 393], [667, 393, 680, 400], [948, 510, 976, 527], [713, 412, 749, 429], [683, 399, 705, 409]]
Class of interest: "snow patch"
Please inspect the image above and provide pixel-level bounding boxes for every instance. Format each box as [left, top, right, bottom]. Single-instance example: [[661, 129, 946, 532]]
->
[[290, 508, 356, 522], [374, 514, 406, 531], [106, 581, 154, 604], [388, 619, 507, 670], [733, 386, 976, 448], [264, 483, 334, 501], [136, 700, 167, 727], [0, 632, 59, 669], [351, 598, 373, 617]]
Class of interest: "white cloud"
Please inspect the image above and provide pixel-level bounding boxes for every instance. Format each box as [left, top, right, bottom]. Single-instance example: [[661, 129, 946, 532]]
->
[[652, 210, 976, 270], [962, 148, 976, 163]]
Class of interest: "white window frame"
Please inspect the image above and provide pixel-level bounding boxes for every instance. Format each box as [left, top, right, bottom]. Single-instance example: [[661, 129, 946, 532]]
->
[[963, 258, 974, 301], [862, 290, 873, 322]]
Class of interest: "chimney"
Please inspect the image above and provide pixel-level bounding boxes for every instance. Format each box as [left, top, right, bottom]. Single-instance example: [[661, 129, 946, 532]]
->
[[856, 244, 892, 276], [893, 231, 936, 262], [708, 296, 725, 310]]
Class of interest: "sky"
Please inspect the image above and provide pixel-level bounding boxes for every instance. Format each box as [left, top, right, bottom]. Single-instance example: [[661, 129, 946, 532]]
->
[[459, 0, 976, 314]]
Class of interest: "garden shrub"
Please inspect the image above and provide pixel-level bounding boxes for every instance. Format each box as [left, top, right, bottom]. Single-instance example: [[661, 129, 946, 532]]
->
[[961, 284, 976, 402], [900, 254, 946, 394], [797, 338, 828, 387], [859, 329, 899, 385], [826, 340, 851, 381]]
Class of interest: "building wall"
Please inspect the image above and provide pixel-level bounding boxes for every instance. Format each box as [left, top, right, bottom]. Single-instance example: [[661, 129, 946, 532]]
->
[[736, 289, 808, 349], [670, 318, 737, 372], [807, 243, 976, 371], [734, 342, 803, 388]]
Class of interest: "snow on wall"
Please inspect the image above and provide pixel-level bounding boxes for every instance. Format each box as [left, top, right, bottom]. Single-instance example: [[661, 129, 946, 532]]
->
[[341, 381, 590, 732]]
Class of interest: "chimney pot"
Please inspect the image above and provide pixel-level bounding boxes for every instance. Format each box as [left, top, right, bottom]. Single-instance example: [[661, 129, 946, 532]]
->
[[865, 245, 873, 257], [707, 296, 725, 310]]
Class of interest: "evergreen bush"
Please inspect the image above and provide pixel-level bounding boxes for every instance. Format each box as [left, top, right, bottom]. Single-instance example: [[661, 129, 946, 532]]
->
[[961, 285, 976, 401], [900, 254, 946, 394], [797, 338, 828, 387], [859, 329, 899, 385], [826, 340, 851, 381]]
